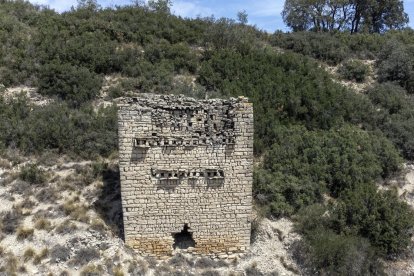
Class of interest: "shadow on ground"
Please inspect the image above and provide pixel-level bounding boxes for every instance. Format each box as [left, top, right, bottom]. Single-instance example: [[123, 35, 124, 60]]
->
[[93, 164, 124, 240]]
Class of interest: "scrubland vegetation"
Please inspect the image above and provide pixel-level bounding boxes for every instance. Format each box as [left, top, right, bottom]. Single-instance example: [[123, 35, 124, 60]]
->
[[0, 0, 414, 274]]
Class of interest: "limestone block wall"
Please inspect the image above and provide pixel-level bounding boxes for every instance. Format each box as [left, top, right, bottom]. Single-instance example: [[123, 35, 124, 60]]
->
[[117, 94, 253, 257]]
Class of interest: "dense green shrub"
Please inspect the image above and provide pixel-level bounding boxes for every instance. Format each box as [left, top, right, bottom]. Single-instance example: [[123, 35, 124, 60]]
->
[[295, 205, 383, 275], [295, 189, 414, 274], [107, 86, 123, 99], [295, 183, 414, 266], [271, 31, 414, 66], [297, 228, 382, 275], [333, 184, 414, 256], [19, 164, 47, 185], [377, 41, 414, 93], [0, 97, 117, 158], [367, 83, 409, 114], [38, 63, 103, 107], [367, 83, 414, 159], [338, 60, 370, 82], [144, 41, 198, 73], [271, 32, 349, 65], [254, 168, 324, 217], [382, 115, 414, 160], [198, 49, 375, 153], [0, 6, 37, 87], [254, 125, 402, 217], [202, 17, 264, 54]]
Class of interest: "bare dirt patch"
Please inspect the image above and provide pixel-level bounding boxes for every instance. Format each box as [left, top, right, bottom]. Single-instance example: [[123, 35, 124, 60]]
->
[[2, 86, 52, 106]]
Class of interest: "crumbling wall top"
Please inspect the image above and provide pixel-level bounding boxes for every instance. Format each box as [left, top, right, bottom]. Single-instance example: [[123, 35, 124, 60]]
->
[[117, 94, 250, 109]]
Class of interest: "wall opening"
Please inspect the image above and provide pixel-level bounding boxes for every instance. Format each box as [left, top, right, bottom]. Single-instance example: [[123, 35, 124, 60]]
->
[[172, 224, 196, 250]]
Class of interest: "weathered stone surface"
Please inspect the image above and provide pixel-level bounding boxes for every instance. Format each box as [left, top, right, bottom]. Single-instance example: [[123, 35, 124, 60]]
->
[[117, 94, 253, 257]]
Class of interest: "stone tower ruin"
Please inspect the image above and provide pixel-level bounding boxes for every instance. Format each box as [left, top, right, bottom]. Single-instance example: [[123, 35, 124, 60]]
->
[[117, 94, 253, 257]]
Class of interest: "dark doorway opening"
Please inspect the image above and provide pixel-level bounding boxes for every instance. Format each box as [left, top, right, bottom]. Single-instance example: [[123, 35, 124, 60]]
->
[[172, 224, 196, 250]]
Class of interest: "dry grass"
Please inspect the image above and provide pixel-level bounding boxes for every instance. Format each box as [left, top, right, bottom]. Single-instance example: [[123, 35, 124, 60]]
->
[[34, 218, 54, 231], [113, 265, 124, 276], [0, 158, 11, 169], [195, 257, 226, 269], [23, 247, 36, 261], [2, 253, 18, 275], [168, 253, 193, 268], [55, 220, 78, 235], [73, 165, 98, 187], [18, 265, 26, 273], [201, 270, 220, 276], [8, 178, 31, 195], [128, 259, 149, 275], [80, 264, 104, 276], [244, 261, 263, 276], [62, 199, 90, 223], [57, 180, 77, 192], [16, 227, 34, 240], [227, 271, 244, 276], [154, 264, 173, 275], [37, 151, 60, 166], [280, 256, 300, 274], [1, 149, 25, 165], [33, 248, 49, 265], [35, 186, 59, 203], [70, 247, 100, 266], [19, 198, 36, 209], [12, 201, 33, 216], [32, 209, 55, 220], [90, 218, 106, 234], [145, 256, 158, 269], [0, 172, 17, 187]]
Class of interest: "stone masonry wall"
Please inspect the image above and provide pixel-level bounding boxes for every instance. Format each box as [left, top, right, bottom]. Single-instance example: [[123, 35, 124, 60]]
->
[[117, 94, 253, 258]]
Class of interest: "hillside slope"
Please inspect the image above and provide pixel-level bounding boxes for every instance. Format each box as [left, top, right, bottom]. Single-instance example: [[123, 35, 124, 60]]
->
[[1, 1, 414, 275]]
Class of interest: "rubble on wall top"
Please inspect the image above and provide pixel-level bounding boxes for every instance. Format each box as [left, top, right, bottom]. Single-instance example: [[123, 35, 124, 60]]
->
[[118, 93, 250, 109]]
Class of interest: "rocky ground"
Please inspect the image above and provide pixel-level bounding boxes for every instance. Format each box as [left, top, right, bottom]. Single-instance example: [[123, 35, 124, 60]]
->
[[323, 59, 377, 93], [0, 151, 302, 276], [1, 85, 52, 106]]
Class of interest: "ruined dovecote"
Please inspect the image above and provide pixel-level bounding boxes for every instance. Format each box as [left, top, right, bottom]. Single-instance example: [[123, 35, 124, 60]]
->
[[117, 94, 254, 258]]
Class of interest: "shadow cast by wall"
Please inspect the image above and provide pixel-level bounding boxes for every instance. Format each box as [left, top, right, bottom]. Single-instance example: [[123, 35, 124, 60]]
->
[[93, 164, 124, 241]]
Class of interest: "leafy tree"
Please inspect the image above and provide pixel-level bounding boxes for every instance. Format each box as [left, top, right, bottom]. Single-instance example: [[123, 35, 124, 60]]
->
[[131, 0, 146, 7], [282, 0, 323, 32], [76, 0, 101, 11], [282, 0, 408, 33], [362, 0, 408, 33], [148, 0, 172, 13], [237, 10, 248, 25]]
